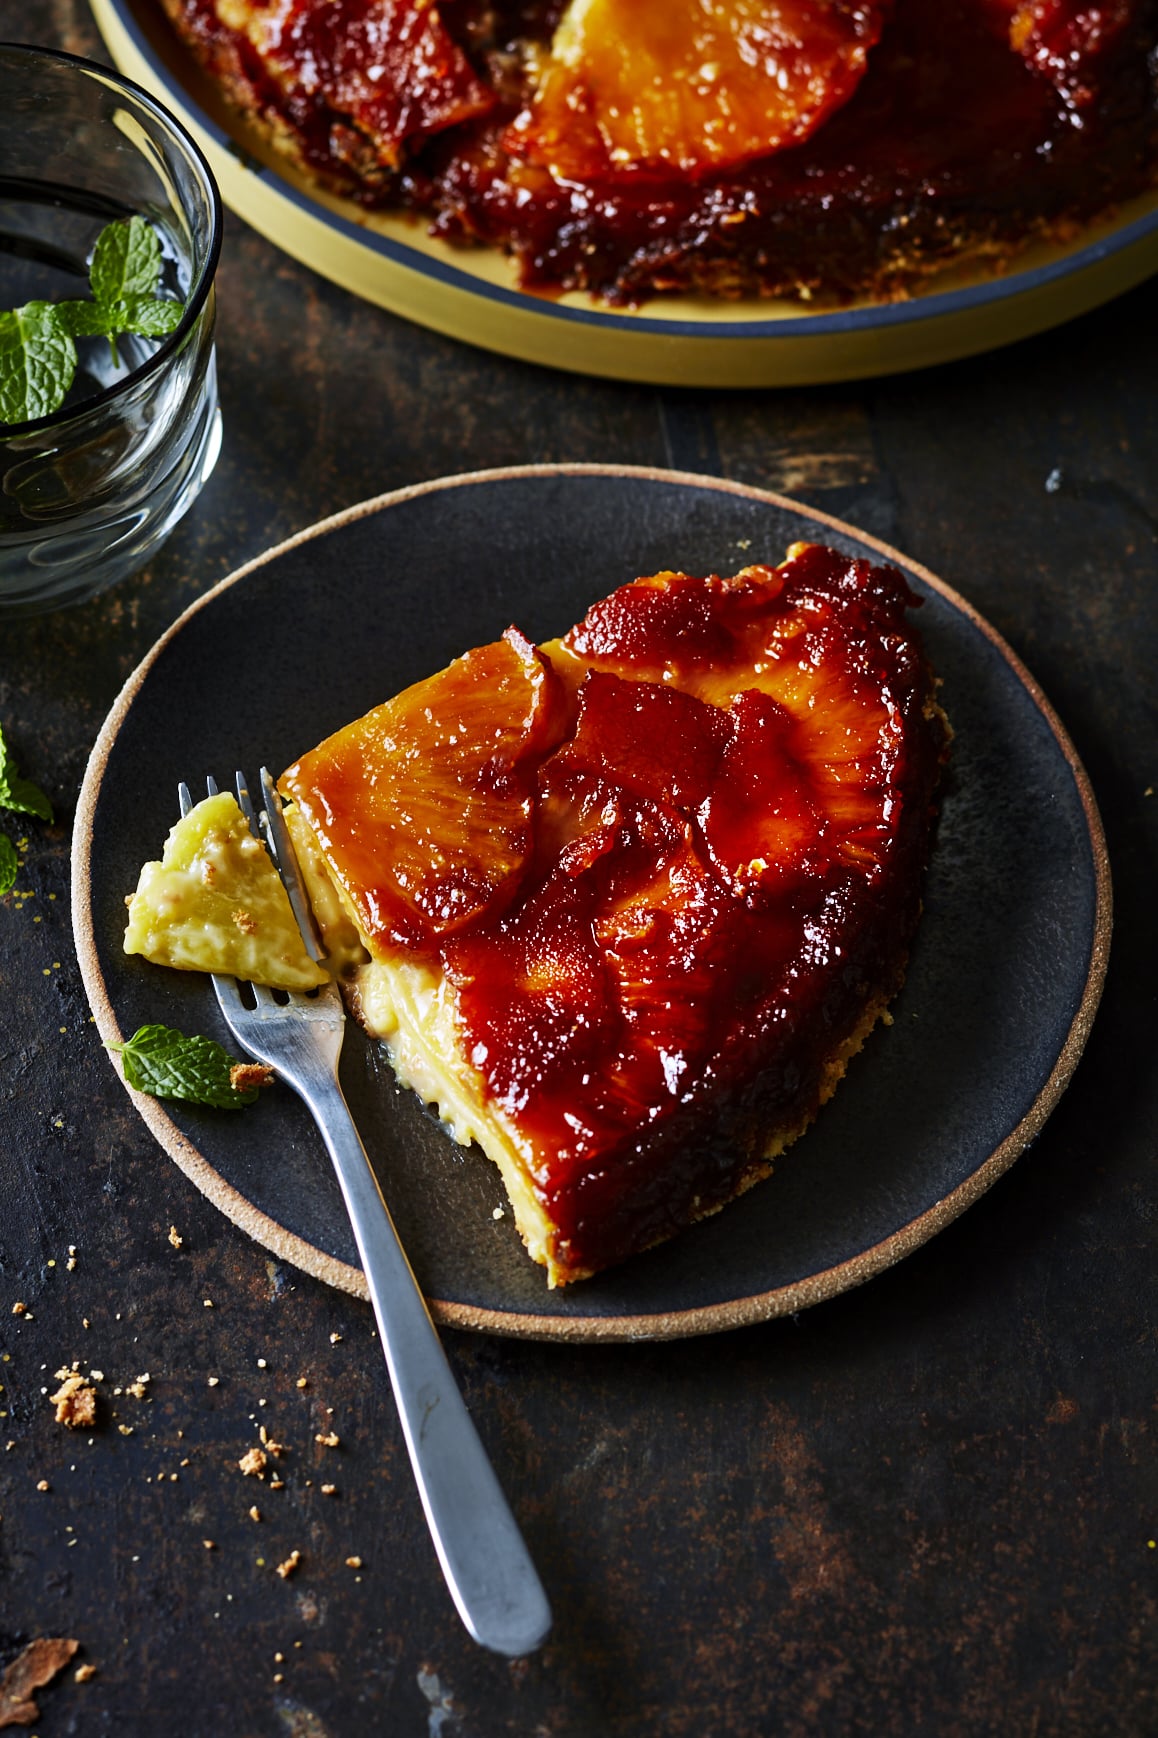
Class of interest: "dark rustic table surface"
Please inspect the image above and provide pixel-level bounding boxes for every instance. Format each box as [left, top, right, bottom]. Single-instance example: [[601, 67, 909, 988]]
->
[[3, 7, 1157, 1735]]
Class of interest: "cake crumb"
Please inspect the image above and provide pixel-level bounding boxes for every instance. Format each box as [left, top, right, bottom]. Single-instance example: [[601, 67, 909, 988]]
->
[[315, 1432, 339, 1448], [207, 1377, 220, 1388], [11, 1302, 26, 1316], [320, 1484, 336, 1496], [74, 1663, 97, 1683], [36, 1480, 50, 1491], [492, 1207, 505, 1220], [269, 1478, 285, 1490], [345, 1555, 362, 1569], [0, 1636, 79, 1726], [295, 1377, 308, 1389], [49, 1374, 97, 1429], [238, 1447, 267, 1478], [203, 1539, 216, 1550], [118, 1425, 133, 1437], [168, 1226, 183, 1249], [329, 1333, 342, 1344], [258, 1427, 285, 1457], [230, 1062, 274, 1093], [249, 1506, 262, 1522], [276, 1549, 301, 1580]]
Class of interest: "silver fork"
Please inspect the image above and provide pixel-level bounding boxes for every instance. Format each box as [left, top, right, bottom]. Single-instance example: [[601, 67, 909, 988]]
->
[[179, 768, 552, 1657]]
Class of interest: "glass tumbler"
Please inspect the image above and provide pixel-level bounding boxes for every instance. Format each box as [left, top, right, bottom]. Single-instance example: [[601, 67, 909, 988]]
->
[[0, 43, 223, 616]]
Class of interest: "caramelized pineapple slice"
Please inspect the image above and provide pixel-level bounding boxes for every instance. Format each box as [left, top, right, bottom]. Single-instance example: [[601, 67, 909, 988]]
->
[[124, 791, 329, 991], [516, 0, 887, 179], [280, 628, 564, 954]]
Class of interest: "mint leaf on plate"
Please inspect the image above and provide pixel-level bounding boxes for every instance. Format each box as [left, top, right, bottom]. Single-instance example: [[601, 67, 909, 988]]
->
[[110, 1023, 270, 1110], [0, 302, 77, 425]]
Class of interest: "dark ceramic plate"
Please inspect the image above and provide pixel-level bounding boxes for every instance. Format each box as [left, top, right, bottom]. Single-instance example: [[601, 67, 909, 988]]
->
[[74, 467, 1110, 1341]]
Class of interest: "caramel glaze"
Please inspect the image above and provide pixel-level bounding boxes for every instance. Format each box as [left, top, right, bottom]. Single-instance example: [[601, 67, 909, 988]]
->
[[286, 548, 950, 1283], [161, 0, 1157, 303]]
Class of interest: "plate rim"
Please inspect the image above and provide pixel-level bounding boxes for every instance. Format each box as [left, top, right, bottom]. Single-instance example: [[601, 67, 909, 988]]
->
[[71, 463, 1113, 1341], [90, 0, 1158, 369]]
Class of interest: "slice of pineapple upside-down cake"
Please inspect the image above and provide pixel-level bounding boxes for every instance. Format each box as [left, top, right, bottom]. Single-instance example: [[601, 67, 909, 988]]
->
[[279, 545, 950, 1287]]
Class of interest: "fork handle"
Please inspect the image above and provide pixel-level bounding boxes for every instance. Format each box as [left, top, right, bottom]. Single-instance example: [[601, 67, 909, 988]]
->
[[303, 1074, 552, 1657]]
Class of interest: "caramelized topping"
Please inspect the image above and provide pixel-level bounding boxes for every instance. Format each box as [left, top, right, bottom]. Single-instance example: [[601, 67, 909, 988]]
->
[[281, 627, 563, 949], [286, 548, 948, 1276], [985, 0, 1132, 104], [163, 0, 1157, 303], [218, 0, 495, 168], [512, 0, 889, 179]]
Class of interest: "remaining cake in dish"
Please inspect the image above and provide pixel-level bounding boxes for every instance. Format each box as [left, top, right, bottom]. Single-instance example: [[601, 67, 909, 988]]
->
[[155, 0, 1157, 304], [279, 545, 950, 1285]]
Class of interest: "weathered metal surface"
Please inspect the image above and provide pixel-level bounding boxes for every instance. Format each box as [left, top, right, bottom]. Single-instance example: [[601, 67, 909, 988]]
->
[[1, 7, 1156, 1733]]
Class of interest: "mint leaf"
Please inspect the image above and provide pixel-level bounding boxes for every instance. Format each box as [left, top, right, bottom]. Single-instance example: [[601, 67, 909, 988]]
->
[[111, 1023, 269, 1110], [114, 296, 184, 338], [0, 776, 54, 822], [90, 215, 162, 304], [0, 218, 186, 428], [0, 726, 53, 823], [55, 300, 117, 339], [0, 303, 76, 424], [0, 835, 17, 897]]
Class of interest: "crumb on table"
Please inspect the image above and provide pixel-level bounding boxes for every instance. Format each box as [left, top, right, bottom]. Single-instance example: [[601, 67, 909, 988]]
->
[[49, 1374, 97, 1430]]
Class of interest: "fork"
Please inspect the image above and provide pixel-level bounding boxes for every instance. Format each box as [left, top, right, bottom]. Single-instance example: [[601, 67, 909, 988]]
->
[[179, 768, 552, 1658]]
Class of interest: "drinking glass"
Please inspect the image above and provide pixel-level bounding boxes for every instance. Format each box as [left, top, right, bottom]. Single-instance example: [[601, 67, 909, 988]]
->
[[0, 43, 223, 615]]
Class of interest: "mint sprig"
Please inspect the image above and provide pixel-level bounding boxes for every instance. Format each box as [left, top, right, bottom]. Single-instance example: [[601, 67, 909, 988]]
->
[[0, 835, 17, 899], [0, 725, 54, 823], [0, 217, 185, 427], [0, 724, 53, 896], [109, 1024, 270, 1111]]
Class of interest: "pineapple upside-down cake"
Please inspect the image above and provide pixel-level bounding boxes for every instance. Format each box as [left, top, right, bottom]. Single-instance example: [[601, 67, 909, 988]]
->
[[269, 546, 950, 1286], [156, 0, 1157, 304]]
